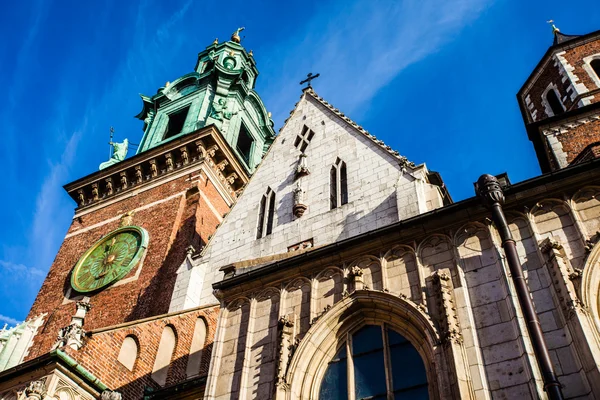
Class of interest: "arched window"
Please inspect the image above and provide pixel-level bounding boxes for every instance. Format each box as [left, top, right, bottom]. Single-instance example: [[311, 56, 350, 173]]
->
[[117, 336, 138, 371], [546, 89, 564, 116], [591, 59, 600, 81], [152, 325, 177, 386], [257, 188, 276, 238], [330, 158, 348, 209], [186, 318, 207, 378], [319, 324, 428, 399]]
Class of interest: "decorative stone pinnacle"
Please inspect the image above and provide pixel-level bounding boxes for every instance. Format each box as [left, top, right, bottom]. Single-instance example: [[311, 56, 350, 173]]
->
[[475, 174, 505, 209]]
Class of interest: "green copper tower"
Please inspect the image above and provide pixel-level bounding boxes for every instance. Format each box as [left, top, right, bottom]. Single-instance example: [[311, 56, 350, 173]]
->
[[135, 28, 275, 172]]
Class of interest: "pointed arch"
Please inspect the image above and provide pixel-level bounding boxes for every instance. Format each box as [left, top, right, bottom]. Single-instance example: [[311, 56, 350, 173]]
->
[[348, 255, 383, 291], [285, 290, 444, 400], [383, 245, 420, 301], [186, 317, 208, 378], [152, 325, 177, 386], [117, 335, 139, 371], [257, 187, 276, 238], [330, 157, 348, 209]]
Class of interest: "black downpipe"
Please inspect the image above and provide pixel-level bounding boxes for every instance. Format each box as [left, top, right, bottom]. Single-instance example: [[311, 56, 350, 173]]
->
[[475, 174, 564, 400]]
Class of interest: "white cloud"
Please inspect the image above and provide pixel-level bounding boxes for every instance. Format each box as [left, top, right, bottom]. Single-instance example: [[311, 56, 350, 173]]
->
[[261, 0, 493, 124], [0, 260, 45, 279], [0, 314, 20, 326]]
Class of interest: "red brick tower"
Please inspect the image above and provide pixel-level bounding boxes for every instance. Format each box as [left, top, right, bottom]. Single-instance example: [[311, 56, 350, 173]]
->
[[23, 31, 275, 366], [518, 25, 600, 172]]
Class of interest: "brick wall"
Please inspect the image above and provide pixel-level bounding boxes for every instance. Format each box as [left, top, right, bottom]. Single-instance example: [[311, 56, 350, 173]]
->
[[65, 305, 219, 399], [26, 168, 229, 360]]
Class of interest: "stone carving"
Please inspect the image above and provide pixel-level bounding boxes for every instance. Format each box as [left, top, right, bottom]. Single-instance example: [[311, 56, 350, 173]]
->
[[585, 231, 600, 252], [165, 153, 174, 171], [231, 27, 245, 43], [539, 237, 586, 319], [180, 146, 189, 165], [207, 145, 218, 158], [52, 300, 91, 350], [120, 172, 128, 190], [217, 160, 229, 171], [105, 178, 114, 196], [226, 173, 238, 185], [295, 153, 310, 178], [23, 380, 46, 400], [99, 139, 129, 170], [293, 183, 307, 218], [195, 140, 207, 160], [91, 183, 99, 201], [350, 266, 364, 290], [275, 314, 296, 389], [149, 159, 158, 177], [430, 269, 463, 346], [135, 165, 143, 184], [120, 211, 135, 227], [100, 390, 123, 400], [77, 189, 85, 206]]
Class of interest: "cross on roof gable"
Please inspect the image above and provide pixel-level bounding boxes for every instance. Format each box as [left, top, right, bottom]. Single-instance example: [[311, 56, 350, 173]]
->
[[291, 88, 416, 170]]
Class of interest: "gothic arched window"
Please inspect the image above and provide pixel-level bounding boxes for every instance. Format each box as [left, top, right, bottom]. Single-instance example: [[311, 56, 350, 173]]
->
[[186, 318, 207, 378], [257, 187, 276, 238], [117, 335, 138, 371], [319, 324, 428, 400], [591, 59, 600, 81], [152, 325, 177, 386], [330, 158, 348, 209], [546, 89, 564, 116]]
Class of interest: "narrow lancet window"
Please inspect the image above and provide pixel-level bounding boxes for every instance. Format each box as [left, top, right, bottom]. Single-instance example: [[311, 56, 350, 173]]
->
[[330, 158, 348, 209], [546, 89, 564, 116], [257, 188, 276, 238]]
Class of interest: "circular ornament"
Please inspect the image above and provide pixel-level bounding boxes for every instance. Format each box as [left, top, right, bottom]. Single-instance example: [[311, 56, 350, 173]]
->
[[71, 226, 149, 293], [223, 56, 236, 70]]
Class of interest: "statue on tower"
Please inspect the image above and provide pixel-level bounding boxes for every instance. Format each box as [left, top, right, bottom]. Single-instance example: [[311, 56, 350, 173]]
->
[[231, 27, 245, 43], [99, 128, 129, 170]]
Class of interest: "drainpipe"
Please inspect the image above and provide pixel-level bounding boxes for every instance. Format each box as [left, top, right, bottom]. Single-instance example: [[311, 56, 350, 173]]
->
[[475, 174, 564, 400]]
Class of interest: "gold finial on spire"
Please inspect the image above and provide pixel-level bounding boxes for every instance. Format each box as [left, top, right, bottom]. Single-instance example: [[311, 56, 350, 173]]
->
[[213, 38, 219, 45], [231, 27, 245, 43], [248, 49, 254, 57], [547, 20, 560, 34]]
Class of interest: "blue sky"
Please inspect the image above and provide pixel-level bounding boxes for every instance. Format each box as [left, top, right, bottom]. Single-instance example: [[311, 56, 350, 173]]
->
[[1, 0, 599, 325]]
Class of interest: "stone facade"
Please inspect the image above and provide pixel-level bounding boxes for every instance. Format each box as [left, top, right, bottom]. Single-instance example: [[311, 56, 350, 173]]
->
[[170, 89, 448, 311], [3, 26, 600, 400], [206, 169, 600, 400]]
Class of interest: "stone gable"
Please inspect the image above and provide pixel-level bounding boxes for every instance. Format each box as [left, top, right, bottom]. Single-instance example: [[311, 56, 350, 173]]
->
[[170, 90, 447, 311]]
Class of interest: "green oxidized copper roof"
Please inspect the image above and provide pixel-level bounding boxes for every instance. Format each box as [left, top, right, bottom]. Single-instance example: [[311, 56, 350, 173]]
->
[[134, 30, 275, 173]]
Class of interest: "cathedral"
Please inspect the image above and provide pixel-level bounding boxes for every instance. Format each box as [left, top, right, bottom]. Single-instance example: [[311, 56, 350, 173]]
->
[[1, 24, 600, 400]]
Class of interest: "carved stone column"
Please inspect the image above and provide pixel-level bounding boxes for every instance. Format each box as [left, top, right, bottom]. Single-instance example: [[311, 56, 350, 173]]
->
[[427, 269, 474, 398], [540, 237, 600, 394], [275, 314, 297, 399], [105, 177, 113, 196], [135, 165, 143, 184], [180, 146, 189, 165], [165, 153, 174, 171], [350, 266, 364, 291], [21, 380, 46, 400], [52, 300, 91, 350]]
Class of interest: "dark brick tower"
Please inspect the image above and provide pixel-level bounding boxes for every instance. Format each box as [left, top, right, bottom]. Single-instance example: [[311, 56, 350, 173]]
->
[[24, 34, 275, 361], [518, 25, 600, 172]]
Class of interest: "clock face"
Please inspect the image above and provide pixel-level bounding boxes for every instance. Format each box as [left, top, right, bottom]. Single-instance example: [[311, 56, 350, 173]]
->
[[71, 226, 148, 293]]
